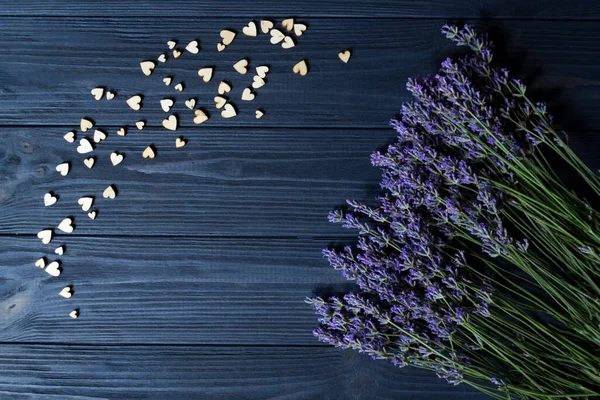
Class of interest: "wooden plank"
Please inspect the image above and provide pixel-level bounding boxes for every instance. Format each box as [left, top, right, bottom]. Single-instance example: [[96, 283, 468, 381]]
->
[[0, 126, 390, 236], [0, 235, 359, 344], [0, 0, 598, 19], [0, 344, 489, 400], [0, 19, 599, 128]]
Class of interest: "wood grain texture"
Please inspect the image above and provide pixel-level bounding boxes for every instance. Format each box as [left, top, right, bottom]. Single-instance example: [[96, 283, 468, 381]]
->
[[0, 0, 598, 19], [0, 127, 391, 236], [0, 19, 599, 129], [0, 235, 357, 344], [0, 344, 489, 400]]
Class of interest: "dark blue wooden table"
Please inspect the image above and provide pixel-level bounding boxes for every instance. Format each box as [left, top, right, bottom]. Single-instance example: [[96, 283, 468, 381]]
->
[[1, 1, 599, 399]]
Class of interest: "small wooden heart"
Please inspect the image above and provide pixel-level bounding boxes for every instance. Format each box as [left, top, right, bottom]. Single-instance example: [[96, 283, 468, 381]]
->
[[255, 110, 264, 119], [117, 127, 126, 136], [270, 29, 285, 44], [59, 286, 73, 299], [261, 20, 274, 34], [163, 76, 172, 86], [243, 21, 257, 37], [80, 118, 94, 132], [217, 43, 226, 52], [338, 50, 351, 63], [293, 60, 308, 76], [218, 81, 231, 95], [233, 59, 248, 75], [142, 146, 156, 159], [185, 98, 196, 110], [175, 137, 186, 148], [35, 257, 46, 268], [84, 157, 95, 169], [214, 96, 227, 109], [103, 185, 117, 199], [220, 30, 236, 45], [93, 129, 107, 143], [106, 91, 115, 100], [167, 40, 177, 49], [158, 53, 167, 63], [252, 76, 265, 89], [160, 98, 174, 112], [37, 229, 53, 244], [174, 82, 184, 92], [186, 40, 200, 54], [78, 196, 94, 211], [57, 217, 74, 233], [126, 95, 142, 111], [193, 109, 209, 125], [56, 163, 70, 176], [88, 210, 97, 219], [136, 121, 145, 130], [77, 138, 94, 154], [91, 87, 104, 101], [55, 246, 64, 256], [221, 103, 237, 118], [46, 261, 61, 277], [69, 309, 79, 319], [198, 67, 213, 82], [140, 61, 156, 76], [63, 131, 76, 143], [173, 49, 182, 58], [110, 152, 124, 166], [162, 115, 178, 131], [282, 36, 295, 49], [282, 18, 294, 31], [294, 23, 307, 36], [44, 193, 57, 207], [256, 66, 269, 78], [242, 88, 255, 101]]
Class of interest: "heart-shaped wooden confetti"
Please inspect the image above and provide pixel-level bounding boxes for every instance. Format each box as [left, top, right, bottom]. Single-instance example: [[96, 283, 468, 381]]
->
[[140, 61, 156, 76], [35, 257, 46, 268], [126, 95, 142, 111], [173, 49, 182, 58], [214, 96, 227, 109], [162, 115, 178, 131], [37, 229, 53, 244], [256, 66, 269, 78], [117, 127, 126, 136], [293, 60, 308, 76], [63, 131, 76, 143], [110, 152, 124, 166], [294, 23, 307, 36], [80, 118, 93, 132], [91, 87, 104, 101], [243, 21, 257, 37], [93, 129, 107, 143], [217, 43, 226, 52], [69, 309, 79, 319], [175, 137, 186, 148], [282, 36, 295, 49], [198, 67, 213, 82], [163, 76, 172, 86], [46, 261, 61, 277], [282, 18, 294, 31], [77, 197, 94, 211], [56, 163, 70, 176], [185, 98, 196, 110], [338, 50, 351, 63], [103, 185, 117, 199], [142, 146, 156, 159], [218, 81, 232, 95], [106, 91, 115, 100], [241, 88, 255, 101], [57, 218, 74, 233], [55, 246, 64, 256], [261, 20, 274, 33], [255, 110, 264, 119], [167, 40, 177, 49], [252, 76, 265, 89], [84, 157, 95, 169], [193, 109, 209, 124], [174, 83, 184, 92], [88, 210, 97, 219], [158, 53, 167, 63], [221, 103, 237, 118], [186, 40, 200, 54], [233, 59, 248, 75], [77, 138, 94, 154], [160, 98, 174, 112], [59, 286, 72, 298], [136, 121, 145, 130], [44, 193, 57, 206], [220, 30, 236, 45], [270, 29, 285, 44]]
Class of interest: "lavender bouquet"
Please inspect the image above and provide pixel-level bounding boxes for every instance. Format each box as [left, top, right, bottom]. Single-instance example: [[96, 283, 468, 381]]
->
[[308, 25, 600, 399]]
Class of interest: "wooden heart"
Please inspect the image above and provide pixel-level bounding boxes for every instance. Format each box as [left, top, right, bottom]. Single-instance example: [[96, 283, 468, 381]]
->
[[46, 261, 61, 277], [91, 87, 104, 100], [77, 138, 94, 154], [142, 146, 156, 159], [186, 40, 199, 54], [241, 88, 255, 101], [255, 110, 264, 119], [243, 21, 257, 37], [162, 115, 178, 131], [270, 29, 285, 44], [80, 118, 93, 132], [294, 23, 307, 36], [126, 95, 142, 111], [172, 49, 181, 58], [214, 96, 227, 109], [217, 43, 226, 52], [282, 36, 295, 49], [185, 98, 196, 110], [35, 257, 46, 268], [69, 309, 79, 319], [110, 152, 124, 166], [282, 18, 294, 31], [57, 217, 74, 233], [106, 91, 115, 100], [63, 131, 76, 143], [233, 59, 248, 74], [252, 76, 265, 89], [37, 229, 53, 244], [221, 103, 237, 118], [167, 40, 177, 49], [158, 53, 167, 63], [78, 197, 94, 211], [103, 185, 117, 199], [218, 81, 231, 95], [163, 76, 172, 86], [160, 98, 174, 112], [293, 60, 308, 76], [140, 61, 156, 76], [88, 210, 97, 220], [175, 137, 186, 148], [84, 157, 95, 169], [56, 163, 70, 176], [174, 83, 184, 92], [59, 286, 72, 298], [44, 193, 57, 206], [220, 30, 236, 45], [256, 66, 269, 78], [55, 246, 64, 256], [193, 109, 209, 125], [117, 127, 126, 136], [261, 20, 274, 33], [338, 50, 351, 63], [136, 121, 145, 130], [93, 129, 107, 143], [198, 67, 213, 82]]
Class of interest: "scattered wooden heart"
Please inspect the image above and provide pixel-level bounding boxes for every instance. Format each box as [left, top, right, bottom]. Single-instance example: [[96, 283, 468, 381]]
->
[[294, 23, 307, 36], [59, 286, 72, 299], [140, 61, 156, 76], [91, 87, 104, 100], [44, 193, 57, 206], [77, 138, 94, 154], [142, 146, 156, 159], [158, 53, 167, 63], [80, 118, 94, 132], [270, 29, 285, 44], [69, 309, 79, 319], [186, 40, 200, 54], [198, 67, 213, 82], [173, 49, 182, 59], [338, 50, 351, 63], [160, 98, 174, 112], [88, 210, 97, 219], [55, 246, 64, 256], [106, 91, 115, 100], [255, 109, 264, 119], [282, 18, 294, 31], [63, 131, 76, 143], [218, 81, 232, 95], [233, 59, 248, 75], [282, 36, 295, 49], [117, 127, 126, 136], [110, 152, 124, 166], [220, 30, 236, 45], [83, 157, 95, 169], [35, 257, 46, 268], [243, 21, 257, 37], [193, 109, 209, 124], [217, 43, 226, 52], [163, 76, 172, 86], [136, 121, 145, 130], [56, 163, 70, 176], [175, 137, 186, 148], [252, 76, 265, 89], [256, 66, 269, 78], [57, 217, 74, 233], [214, 96, 227, 109], [37, 229, 53, 245], [174, 82, 184, 92], [241, 88, 255, 101], [261, 20, 274, 34], [103, 185, 117, 199], [293, 60, 308, 76], [221, 103, 237, 118], [162, 115, 178, 131], [185, 98, 196, 110], [126, 95, 142, 111], [167, 40, 177, 49], [46, 261, 61, 277], [93, 129, 107, 143]]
